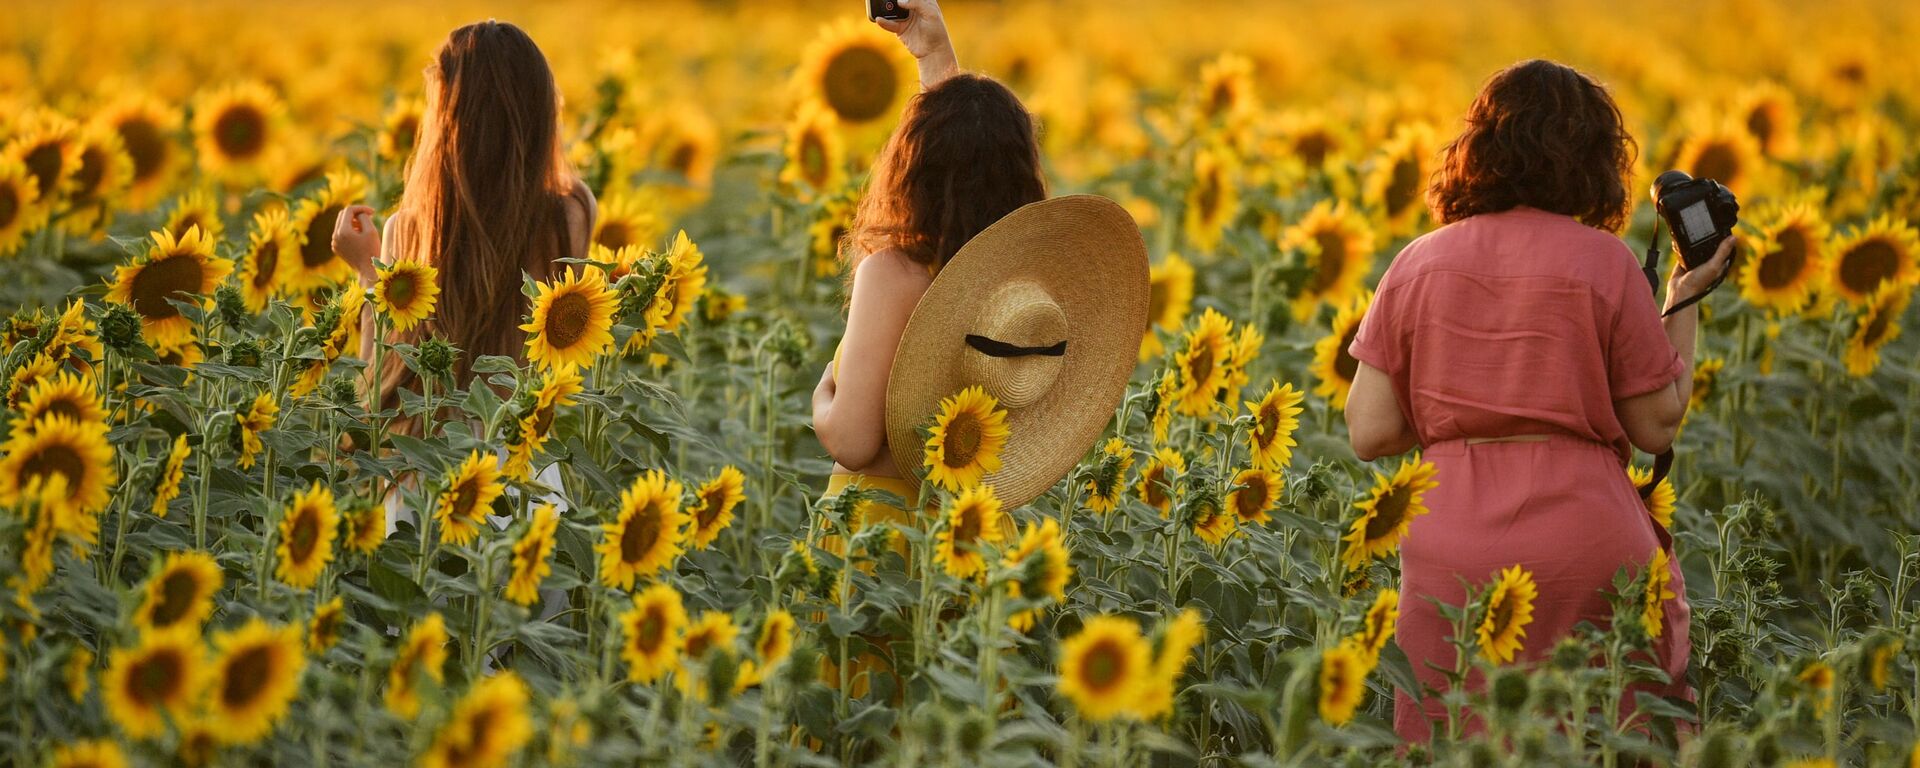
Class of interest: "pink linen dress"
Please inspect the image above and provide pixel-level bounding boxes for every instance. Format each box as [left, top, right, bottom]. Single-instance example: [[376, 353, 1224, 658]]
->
[[1346, 206, 1692, 742]]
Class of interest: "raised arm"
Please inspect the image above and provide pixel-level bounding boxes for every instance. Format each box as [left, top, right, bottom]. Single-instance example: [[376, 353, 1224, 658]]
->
[[1614, 235, 1736, 454], [876, 0, 960, 89]]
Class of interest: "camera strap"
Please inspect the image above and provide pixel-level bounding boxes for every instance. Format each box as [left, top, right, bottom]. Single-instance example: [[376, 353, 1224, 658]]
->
[[1636, 223, 1680, 501]]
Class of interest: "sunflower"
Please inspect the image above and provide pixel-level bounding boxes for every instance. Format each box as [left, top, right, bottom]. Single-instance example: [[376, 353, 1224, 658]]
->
[[102, 629, 203, 739], [1641, 548, 1677, 641], [105, 226, 232, 347], [688, 466, 745, 550], [376, 98, 425, 163], [236, 208, 295, 313], [753, 608, 797, 672], [285, 170, 368, 291], [307, 596, 345, 653], [192, 82, 285, 182], [1740, 199, 1830, 313], [1311, 293, 1371, 410], [591, 192, 664, 253], [1363, 122, 1438, 236], [15, 369, 107, 430], [1353, 589, 1400, 661], [620, 583, 688, 684], [1196, 53, 1258, 128], [1286, 202, 1376, 320], [1149, 369, 1177, 444], [809, 193, 857, 278], [1828, 216, 1918, 306], [420, 672, 534, 768], [274, 482, 337, 590], [7, 353, 60, 409], [1137, 447, 1187, 517], [656, 230, 709, 336], [1142, 252, 1195, 360], [1317, 640, 1370, 726], [1844, 285, 1910, 378], [95, 94, 181, 206], [1172, 308, 1234, 416], [922, 385, 1011, 492], [1626, 464, 1677, 530], [134, 550, 222, 635], [1246, 381, 1306, 470], [386, 613, 449, 719], [1671, 119, 1764, 198], [65, 646, 93, 702], [1189, 490, 1237, 545], [20, 503, 59, 589], [4, 110, 81, 213], [235, 391, 277, 470], [649, 103, 721, 193], [61, 126, 133, 235], [1056, 615, 1151, 722], [505, 366, 583, 480], [1083, 437, 1134, 514], [1340, 455, 1439, 571], [779, 99, 846, 201], [1221, 325, 1263, 409], [49, 740, 127, 768], [522, 266, 618, 371], [343, 501, 386, 554], [935, 485, 1008, 581], [0, 414, 117, 535], [162, 188, 225, 245], [435, 450, 505, 546], [1002, 518, 1071, 632], [505, 504, 561, 606], [1734, 82, 1800, 159], [44, 299, 103, 367], [205, 618, 305, 744], [1182, 146, 1239, 255], [1227, 467, 1281, 526], [1867, 638, 1902, 691], [1797, 660, 1834, 716], [1137, 609, 1206, 720], [1477, 565, 1539, 665], [1689, 357, 1724, 413], [371, 257, 439, 332], [791, 20, 917, 126], [597, 469, 688, 589], [0, 158, 43, 257]]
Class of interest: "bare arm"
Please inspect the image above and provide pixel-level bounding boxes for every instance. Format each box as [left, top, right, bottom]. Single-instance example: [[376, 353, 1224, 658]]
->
[[564, 178, 598, 260], [876, 0, 960, 89], [1614, 236, 1737, 454], [812, 251, 930, 470], [1346, 362, 1419, 461]]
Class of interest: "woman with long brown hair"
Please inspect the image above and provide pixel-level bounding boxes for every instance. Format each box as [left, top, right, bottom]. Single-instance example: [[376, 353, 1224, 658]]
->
[[1342, 59, 1733, 741], [331, 20, 596, 411]]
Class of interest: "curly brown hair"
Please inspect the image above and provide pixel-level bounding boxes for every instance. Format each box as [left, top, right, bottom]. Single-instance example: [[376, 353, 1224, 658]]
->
[[1426, 59, 1637, 233], [847, 73, 1046, 273]]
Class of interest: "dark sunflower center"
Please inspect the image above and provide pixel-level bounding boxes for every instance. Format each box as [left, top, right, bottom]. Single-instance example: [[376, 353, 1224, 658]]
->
[[288, 508, 320, 563], [620, 502, 663, 562], [300, 206, 343, 268], [1837, 239, 1897, 295], [1145, 467, 1169, 507], [1235, 477, 1268, 518], [131, 649, 186, 705], [1691, 143, 1741, 188], [1083, 639, 1124, 691], [1257, 402, 1280, 444], [0, 183, 18, 228], [953, 506, 981, 545], [1834, 61, 1866, 85], [696, 490, 725, 529], [1206, 80, 1233, 119], [1862, 309, 1892, 347], [384, 271, 418, 310], [149, 569, 202, 628], [251, 241, 281, 290], [1334, 324, 1360, 382], [220, 645, 273, 708], [596, 221, 632, 250], [800, 132, 828, 186], [214, 105, 268, 160], [23, 141, 66, 197], [1746, 104, 1776, 149], [822, 46, 898, 123], [71, 145, 108, 203], [118, 118, 168, 183], [668, 142, 697, 178], [1296, 132, 1332, 167], [1188, 343, 1215, 386], [1363, 486, 1411, 541], [1489, 591, 1516, 636], [1758, 226, 1809, 289], [1311, 231, 1347, 293], [391, 115, 419, 155], [313, 610, 341, 644], [532, 403, 557, 438], [21, 443, 85, 491], [1385, 154, 1420, 215], [451, 477, 481, 520], [941, 413, 982, 469], [42, 398, 84, 423], [685, 629, 712, 659], [173, 212, 207, 239], [1148, 278, 1169, 324], [544, 291, 593, 350], [1196, 169, 1221, 222], [637, 609, 667, 652]]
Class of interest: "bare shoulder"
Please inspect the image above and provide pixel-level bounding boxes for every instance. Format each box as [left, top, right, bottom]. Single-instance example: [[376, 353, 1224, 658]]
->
[[563, 178, 597, 255], [855, 247, 936, 287]]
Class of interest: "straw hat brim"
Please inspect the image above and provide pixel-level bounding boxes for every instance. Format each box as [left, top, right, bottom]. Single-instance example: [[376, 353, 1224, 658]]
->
[[885, 195, 1150, 509]]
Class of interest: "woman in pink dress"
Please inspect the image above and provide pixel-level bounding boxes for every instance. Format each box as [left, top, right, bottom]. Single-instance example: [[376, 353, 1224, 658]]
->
[[1342, 59, 1736, 742]]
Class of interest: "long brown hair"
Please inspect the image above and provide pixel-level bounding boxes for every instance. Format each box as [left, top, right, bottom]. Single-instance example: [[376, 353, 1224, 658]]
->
[[847, 73, 1046, 273], [374, 20, 576, 406], [1426, 59, 1636, 233]]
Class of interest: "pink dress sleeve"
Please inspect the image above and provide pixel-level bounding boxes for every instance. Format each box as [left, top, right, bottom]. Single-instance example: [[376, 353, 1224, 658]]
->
[[1604, 262, 1687, 400], [1348, 264, 1403, 376]]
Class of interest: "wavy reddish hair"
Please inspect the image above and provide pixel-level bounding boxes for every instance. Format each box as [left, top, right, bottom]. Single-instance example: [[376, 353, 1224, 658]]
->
[[1427, 59, 1636, 233]]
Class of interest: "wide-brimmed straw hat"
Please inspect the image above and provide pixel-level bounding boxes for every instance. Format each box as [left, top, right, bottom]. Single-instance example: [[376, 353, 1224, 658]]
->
[[885, 195, 1150, 510]]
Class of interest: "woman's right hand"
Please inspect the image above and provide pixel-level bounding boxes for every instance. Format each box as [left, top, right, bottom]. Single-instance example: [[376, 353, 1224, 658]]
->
[[876, 0, 959, 87], [332, 204, 381, 286], [1663, 235, 1738, 313]]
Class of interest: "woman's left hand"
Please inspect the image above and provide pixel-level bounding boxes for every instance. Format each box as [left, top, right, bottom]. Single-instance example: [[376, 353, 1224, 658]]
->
[[332, 204, 381, 285], [1664, 234, 1738, 311], [877, 0, 959, 87]]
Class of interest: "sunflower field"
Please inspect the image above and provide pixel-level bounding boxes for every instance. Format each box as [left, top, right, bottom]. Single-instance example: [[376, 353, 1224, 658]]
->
[[3, 0, 1920, 765]]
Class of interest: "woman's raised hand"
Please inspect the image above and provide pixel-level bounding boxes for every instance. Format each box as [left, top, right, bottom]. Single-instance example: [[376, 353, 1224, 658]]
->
[[331, 204, 380, 285], [876, 0, 959, 88], [1664, 234, 1738, 312]]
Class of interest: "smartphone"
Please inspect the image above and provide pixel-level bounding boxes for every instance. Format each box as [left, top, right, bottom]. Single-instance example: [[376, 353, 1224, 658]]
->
[[868, 0, 909, 21]]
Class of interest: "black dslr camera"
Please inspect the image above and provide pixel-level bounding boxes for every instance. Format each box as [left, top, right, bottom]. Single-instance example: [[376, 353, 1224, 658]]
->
[[1651, 170, 1740, 271]]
